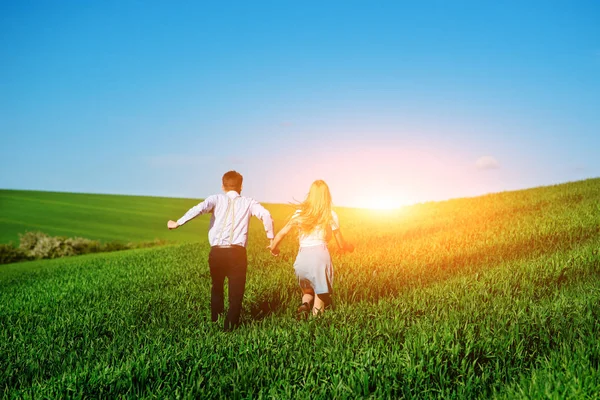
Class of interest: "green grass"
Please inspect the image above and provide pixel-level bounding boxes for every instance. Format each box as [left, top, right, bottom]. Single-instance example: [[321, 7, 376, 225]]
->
[[1, 178, 599, 398]]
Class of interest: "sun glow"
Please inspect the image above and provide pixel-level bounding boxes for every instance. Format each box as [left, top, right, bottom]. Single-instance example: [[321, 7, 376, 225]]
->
[[354, 195, 409, 211], [367, 198, 401, 210]]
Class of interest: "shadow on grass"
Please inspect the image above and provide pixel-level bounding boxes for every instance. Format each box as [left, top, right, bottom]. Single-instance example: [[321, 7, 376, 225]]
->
[[247, 288, 293, 321]]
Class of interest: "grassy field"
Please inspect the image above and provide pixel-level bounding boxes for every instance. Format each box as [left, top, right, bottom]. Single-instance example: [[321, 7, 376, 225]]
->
[[0, 189, 219, 244], [1, 179, 599, 398]]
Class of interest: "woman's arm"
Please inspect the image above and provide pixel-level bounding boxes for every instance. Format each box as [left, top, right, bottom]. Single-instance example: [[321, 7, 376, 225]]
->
[[268, 220, 295, 255], [330, 210, 353, 252], [333, 229, 354, 253]]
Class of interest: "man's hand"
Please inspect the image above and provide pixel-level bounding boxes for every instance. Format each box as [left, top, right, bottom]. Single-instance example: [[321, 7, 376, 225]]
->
[[167, 220, 179, 230]]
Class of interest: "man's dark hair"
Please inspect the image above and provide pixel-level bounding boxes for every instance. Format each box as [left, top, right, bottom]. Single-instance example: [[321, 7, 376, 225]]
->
[[222, 170, 243, 192]]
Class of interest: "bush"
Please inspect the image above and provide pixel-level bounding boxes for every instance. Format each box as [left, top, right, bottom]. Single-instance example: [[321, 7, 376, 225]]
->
[[65, 237, 102, 255], [18, 232, 115, 259], [18, 231, 47, 253], [101, 241, 130, 252], [0, 243, 31, 264], [19, 231, 75, 259], [1, 231, 168, 265], [35, 236, 75, 259]]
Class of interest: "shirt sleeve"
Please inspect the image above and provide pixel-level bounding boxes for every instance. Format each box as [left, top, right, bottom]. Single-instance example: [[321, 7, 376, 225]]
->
[[330, 210, 340, 231], [250, 200, 275, 239], [176, 195, 217, 226]]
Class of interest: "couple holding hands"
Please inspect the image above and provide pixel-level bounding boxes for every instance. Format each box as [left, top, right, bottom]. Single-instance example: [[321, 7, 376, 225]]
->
[[167, 171, 353, 331]]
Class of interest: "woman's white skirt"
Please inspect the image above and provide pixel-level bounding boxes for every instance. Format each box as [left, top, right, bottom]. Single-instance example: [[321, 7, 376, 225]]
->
[[293, 244, 334, 294]]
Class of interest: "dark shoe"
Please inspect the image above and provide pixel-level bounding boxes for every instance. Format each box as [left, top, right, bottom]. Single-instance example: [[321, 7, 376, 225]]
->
[[296, 302, 311, 320]]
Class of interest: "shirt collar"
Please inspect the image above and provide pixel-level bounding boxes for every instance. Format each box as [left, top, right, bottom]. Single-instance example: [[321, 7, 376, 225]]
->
[[226, 190, 240, 199]]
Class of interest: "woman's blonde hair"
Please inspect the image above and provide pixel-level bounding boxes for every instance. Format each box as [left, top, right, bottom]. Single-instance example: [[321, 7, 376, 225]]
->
[[295, 180, 333, 234]]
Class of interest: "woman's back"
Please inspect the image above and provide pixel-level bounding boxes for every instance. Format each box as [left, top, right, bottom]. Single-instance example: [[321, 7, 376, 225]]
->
[[294, 209, 339, 247]]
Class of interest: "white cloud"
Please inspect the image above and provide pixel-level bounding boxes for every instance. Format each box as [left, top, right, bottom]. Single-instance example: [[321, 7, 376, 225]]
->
[[475, 156, 500, 170]]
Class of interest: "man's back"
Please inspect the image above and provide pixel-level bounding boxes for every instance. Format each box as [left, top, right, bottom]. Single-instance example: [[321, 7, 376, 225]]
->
[[176, 191, 274, 247]]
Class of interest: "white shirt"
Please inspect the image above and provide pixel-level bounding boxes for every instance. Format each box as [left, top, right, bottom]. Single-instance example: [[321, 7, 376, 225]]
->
[[177, 191, 274, 247], [293, 209, 340, 247]]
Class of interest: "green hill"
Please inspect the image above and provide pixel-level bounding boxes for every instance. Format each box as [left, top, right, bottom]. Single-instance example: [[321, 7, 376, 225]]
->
[[1, 178, 599, 398], [0, 189, 294, 245]]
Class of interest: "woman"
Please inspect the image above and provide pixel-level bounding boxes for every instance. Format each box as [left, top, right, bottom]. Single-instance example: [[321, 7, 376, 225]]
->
[[269, 180, 353, 316]]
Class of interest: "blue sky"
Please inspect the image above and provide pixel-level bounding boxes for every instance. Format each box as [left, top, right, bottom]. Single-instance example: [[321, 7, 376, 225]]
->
[[1, 1, 599, 207]]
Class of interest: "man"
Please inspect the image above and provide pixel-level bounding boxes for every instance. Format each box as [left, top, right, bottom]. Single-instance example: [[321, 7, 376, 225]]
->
[[167, 171, 274, 331]]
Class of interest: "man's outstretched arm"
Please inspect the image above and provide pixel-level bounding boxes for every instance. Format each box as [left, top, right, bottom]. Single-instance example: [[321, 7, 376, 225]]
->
[[167, 196, 217, 230]]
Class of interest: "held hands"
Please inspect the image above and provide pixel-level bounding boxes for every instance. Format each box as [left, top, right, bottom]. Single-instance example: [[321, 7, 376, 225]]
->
[[167, 220, 179, 230], [267, 239, 280, 256]]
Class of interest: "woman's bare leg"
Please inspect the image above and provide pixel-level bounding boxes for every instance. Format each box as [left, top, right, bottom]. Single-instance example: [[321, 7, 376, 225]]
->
[[313, 294, 325, 315], [313, 293, 332, 315], [295, 287, 314, 319], [301, 287, 314, 307]]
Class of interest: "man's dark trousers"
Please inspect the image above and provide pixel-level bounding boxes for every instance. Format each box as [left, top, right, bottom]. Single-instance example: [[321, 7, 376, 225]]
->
[[208, 246, 247, 331]]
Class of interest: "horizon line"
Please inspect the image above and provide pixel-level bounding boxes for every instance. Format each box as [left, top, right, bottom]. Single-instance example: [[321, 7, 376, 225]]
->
[[1, 176, 598, 210]]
